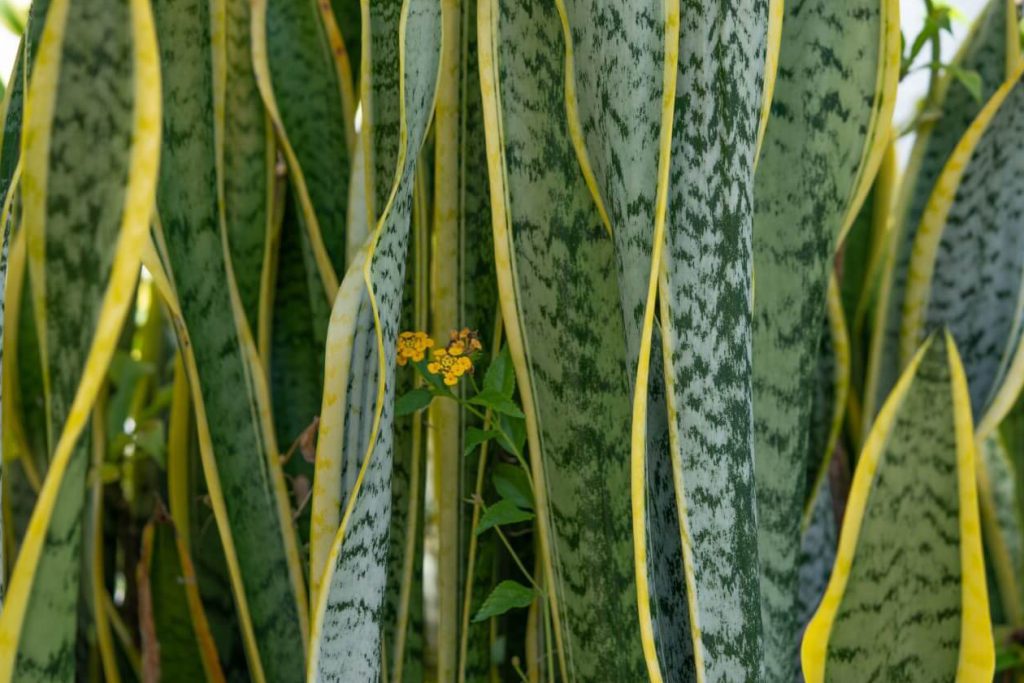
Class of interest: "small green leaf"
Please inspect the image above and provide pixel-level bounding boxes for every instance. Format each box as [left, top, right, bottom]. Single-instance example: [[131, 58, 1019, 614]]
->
[[472, 580, 535, 622], [947, 65, 983, 102], [464, 427, 502, 456], [497, 414, 526, 456], [135, 420, 167, 467], [395, 387, 433, 416], [476, 499, 534, 535], [493, 463, 533, 511], [484, 346, 515, 397], [469, 389, 525, 418]]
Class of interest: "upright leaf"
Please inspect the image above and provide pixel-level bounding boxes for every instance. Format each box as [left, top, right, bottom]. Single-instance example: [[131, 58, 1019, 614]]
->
[[309, 1, 440, 679], [252, 0, 352, 294], [152, 0, 308, 679], [478, 0, 650, 678], [221, 0, 274, 331], [430, 0, 498, 677], [655, 3, 768, 679], [752, 0, 897, 674], [0, 0, 160, 678], [867, 0, 1018, 424], [901, 65, 1024, 439], [802, 333, 994, 682]]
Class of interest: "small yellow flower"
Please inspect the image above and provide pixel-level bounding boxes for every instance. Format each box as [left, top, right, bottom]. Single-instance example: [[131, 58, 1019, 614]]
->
[[447, 328, 483, 355], [397, 331, 434, 366], [427, 348, 474, 386]]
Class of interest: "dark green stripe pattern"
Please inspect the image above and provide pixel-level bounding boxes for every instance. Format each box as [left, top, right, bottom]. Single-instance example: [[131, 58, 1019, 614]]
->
[[871, 0, 1014, 418], [18, 0, 135, 678], [313, 1, 440, 679], [914, 72, 1024, 417], [660, 2, 767, 679], [152, 1, 305, 679], [264, 0, 351, 281], [488, 0, 648, 677], [752, 0, 882, 676], [821, 334, 967, 682]]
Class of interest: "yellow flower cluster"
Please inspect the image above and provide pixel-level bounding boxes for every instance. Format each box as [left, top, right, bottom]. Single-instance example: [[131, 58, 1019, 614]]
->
[[396, 331, 433, 366], [398, 328, 483, 386], [447, 327, 483, 355], [428, 349, 474, 386]]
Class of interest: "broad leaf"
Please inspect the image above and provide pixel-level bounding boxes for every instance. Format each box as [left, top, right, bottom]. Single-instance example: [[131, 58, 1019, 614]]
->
[[152, 0, 308, 679], [901, 64, 1024, 438], [472, 580, 533, 623], [802, 332, 994, 682], [478, 0, 650, 677], [867, 0, 1018, 424], [752, 0, 897, 674], [0, 0, 160, 677], [475, 500, 533, 536]]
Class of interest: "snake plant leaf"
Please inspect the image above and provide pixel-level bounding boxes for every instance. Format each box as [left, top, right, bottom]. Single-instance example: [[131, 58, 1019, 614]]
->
[[152, 0, 308, 679], [840, 145, 896, 425], [309, 244, 370, 610], [137, 517, 226, 683], [803, 277, 851, 526], [651, 3, 770, 679], [479, 0, 651, 678], [550, 1, 699, 678], [867, 0, 1018, 426], [977, 435, 1023, 626], [901, 66, 1024, 440], [802, 332, 994, 683], [331, 0, 361, 88], [382, 155, 430, 683], [221, 0, 274, 332], [752, 0, 897, 674], [252, 0, 352, 295], [0, 43, 22, 205], [796, 477, 838, 641], [363, 0, 403, 219], [269, 192, 328, 449], [309, 1, 440, 679], [0, 0, 161, 677]]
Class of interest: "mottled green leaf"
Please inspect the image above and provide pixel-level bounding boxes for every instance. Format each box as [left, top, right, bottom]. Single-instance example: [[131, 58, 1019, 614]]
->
[[656, 3, 769, 679], [867, 0, 1017, 424], [901, 65, 1024, 438], [478, 0, 649, 677], [152, 0, 308, 679], [309, 1, 440, 679], [222, 0, 273, 330], [0, 0, 160, 678], [802, 333, 994, 682], [254, 0, 351, 292], [978, 435, 1023, 626], [752, 0, 894, 674]]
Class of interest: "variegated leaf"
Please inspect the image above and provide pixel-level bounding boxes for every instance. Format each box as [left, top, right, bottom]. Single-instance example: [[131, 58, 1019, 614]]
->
[[309, 1, 440, 679], [752, 0, 896, 675], [478, 0, 650, 677], [866, 0, 1018, 425], [152, 0, 308, 679], [901, 64, 1024, 439], [802, 332, 994, 682], [0, 0, 160, 678]]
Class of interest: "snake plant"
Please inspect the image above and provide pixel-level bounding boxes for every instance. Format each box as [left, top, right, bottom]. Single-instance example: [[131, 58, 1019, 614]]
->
[[0, 0, 1020, 680]]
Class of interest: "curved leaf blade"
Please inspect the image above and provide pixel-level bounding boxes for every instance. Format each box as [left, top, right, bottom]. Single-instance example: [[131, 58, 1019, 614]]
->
[[802, 333, 994, 682]]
